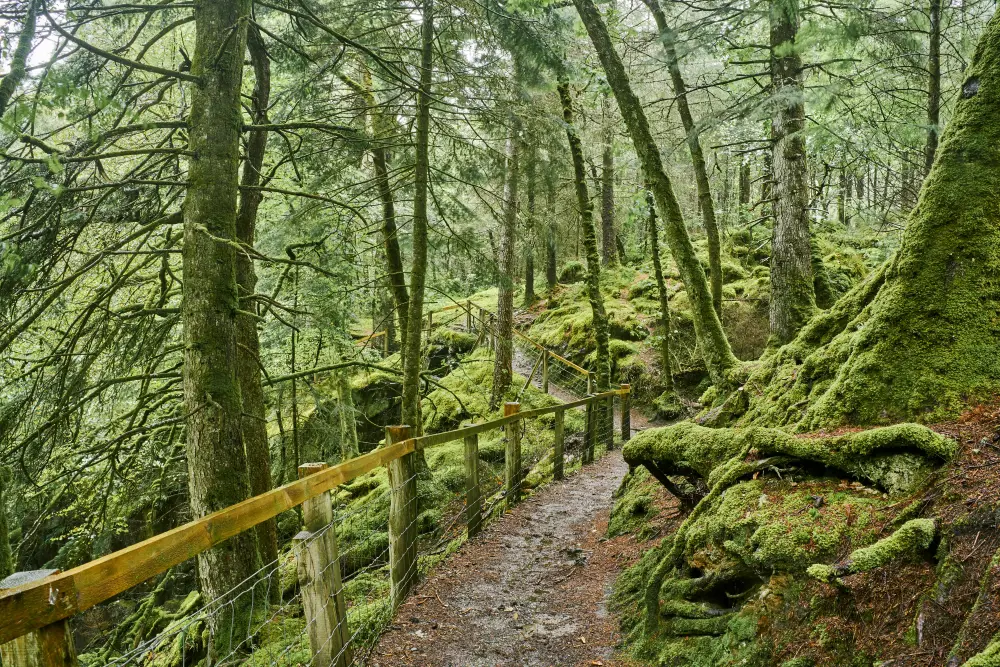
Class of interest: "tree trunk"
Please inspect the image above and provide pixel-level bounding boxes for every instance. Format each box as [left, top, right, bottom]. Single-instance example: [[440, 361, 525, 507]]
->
[[739, 160, 751, 215], [600, 94, 617, 267], [644, 0, 722, 318], [524, 145, 536, 306], [235, 25, 278, 595], [342, 64, 410, 361], [925, 0, 942, 174], [557, 75, 611, 392], [769, 0, 815, 344], [182, 0, 257, 654], [571, 0, 738, 388], [491, 128, 519, 408], [545, 171, 558, 289], [0, 0, 35, 118], [736, 9, 1000, 428], [402, 0, 433, 428], [0, 466, 12, 579], [647, 192, 673, 392]]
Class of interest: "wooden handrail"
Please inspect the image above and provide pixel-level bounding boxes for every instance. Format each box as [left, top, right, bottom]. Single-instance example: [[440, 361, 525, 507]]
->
[[0, 388, 627, 643]]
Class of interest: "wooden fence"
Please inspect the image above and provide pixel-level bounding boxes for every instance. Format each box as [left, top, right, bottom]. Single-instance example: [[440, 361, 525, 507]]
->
[[0, 381, 631, 664], [358, 301, 596, 393]]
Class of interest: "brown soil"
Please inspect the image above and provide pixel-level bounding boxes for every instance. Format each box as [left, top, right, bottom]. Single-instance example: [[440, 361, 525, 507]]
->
[[370, 452, 645, 667]]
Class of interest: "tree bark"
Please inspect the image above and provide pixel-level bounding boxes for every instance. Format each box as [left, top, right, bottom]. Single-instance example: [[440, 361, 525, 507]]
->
[[736, 9, 1000, 427], [402, 0, 433, 428], [558, 75, 611, 392], [235, 25, 278, 594], [571, 0, 737, 388], [524, 145, 536, 306], [545, 169, 558, 289], [341, 65, 410, 359], [925, 0, 942, 174], [647, 191, 674, 392], [0, 466, 12, 579], [643, 0, 722, 318], [182, 0, 257, 654], [769, 0, 815, 344], [491, 127, 519, 408], [600, 94, 617, 267], [0, 0, 35, 118]]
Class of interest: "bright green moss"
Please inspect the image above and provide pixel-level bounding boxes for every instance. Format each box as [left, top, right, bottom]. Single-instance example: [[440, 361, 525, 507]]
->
[[625, 422, 955, 495], [806, 518, 936, 583]]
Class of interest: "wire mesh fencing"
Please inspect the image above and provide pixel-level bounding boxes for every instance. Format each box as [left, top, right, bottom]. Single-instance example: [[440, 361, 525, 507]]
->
[[4, 300, 630, 666], [92, 469, 421, 667]]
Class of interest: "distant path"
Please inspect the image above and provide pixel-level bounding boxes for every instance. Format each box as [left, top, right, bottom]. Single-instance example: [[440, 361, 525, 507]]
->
[[370, 451, 635, 667], [511, 347, 654, 433]]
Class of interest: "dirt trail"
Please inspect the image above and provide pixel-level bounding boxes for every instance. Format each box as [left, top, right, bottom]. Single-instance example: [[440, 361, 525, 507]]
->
[[370, 451, 636, 667]]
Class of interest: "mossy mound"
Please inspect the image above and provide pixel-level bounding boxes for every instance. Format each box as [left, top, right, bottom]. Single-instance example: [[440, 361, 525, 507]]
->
[[558, 260, 586, 283], [612, 421, 957, 664]]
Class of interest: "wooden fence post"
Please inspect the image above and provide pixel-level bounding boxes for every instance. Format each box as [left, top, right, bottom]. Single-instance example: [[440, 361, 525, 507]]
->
[[584, 399, 595, 464], [604, 394, 615, 451], [295, 463, 352, 667], [386, 425, 417, 609], [504, 403, 522, 507], [464, 428, 483, 537], [382, 330, 390, 357], [586, 372, 594, 395], [0, 570, 77, 667], [466, 301, 472, 331], [620, 384, 631, 442], [427, 310, 433, 332], [541, 350, 549, 394], [553, 408, 565, 481]]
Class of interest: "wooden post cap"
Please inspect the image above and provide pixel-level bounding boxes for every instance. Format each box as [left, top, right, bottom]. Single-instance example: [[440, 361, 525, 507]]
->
[[298, 462, 329, 479], [503, 402, 520, 416], [386, 425, 412, 441]]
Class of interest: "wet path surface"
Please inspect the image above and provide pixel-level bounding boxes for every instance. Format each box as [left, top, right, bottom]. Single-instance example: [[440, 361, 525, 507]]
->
[[370, 451, 634, 667]]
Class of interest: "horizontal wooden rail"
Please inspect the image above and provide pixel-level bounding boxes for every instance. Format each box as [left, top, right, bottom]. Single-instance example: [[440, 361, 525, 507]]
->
[[0, 388, 627, 643]]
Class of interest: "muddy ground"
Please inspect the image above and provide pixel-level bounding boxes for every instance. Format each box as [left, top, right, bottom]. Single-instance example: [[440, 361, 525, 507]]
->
[[369, 451, 648, 667]]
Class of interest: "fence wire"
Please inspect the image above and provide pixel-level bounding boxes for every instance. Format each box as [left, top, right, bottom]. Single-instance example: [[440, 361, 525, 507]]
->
[[50, 303, 624, 667]]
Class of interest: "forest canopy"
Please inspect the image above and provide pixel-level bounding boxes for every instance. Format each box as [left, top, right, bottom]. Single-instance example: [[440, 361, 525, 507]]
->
[[0, 0, 998, 663]]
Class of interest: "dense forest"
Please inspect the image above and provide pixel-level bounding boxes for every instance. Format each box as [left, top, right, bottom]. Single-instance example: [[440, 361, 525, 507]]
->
[[1, 0, 999, 663]]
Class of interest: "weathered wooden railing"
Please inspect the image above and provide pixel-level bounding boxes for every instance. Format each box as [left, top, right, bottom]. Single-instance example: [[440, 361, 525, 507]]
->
[[0, 384, 631, 664]]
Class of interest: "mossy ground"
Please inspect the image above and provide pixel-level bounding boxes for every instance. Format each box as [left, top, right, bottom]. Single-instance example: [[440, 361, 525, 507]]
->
[[611, 400, 1000, 666]]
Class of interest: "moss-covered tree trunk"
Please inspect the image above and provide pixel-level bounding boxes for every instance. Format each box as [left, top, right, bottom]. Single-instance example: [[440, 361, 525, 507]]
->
[[734, 8, 1000, 428], [491, 127, 519, 408], [644, 0, 722, 318], [235, 25, 278, 596], [769, 0, 815, 344], [545, 170, 558, 290], [600, 93, 617, 267], [341, 65, 409, 354], [647, 191, 674, 393], [0, 0, 35, 118], [371, 80, 410, 358], [557, 75, 610, 393], [524, 144, 536, 306], [182, 0, 257, 654], [571, 0, 738, 388], [0, 466, 13, 579], [402, 0, 433, 428]]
